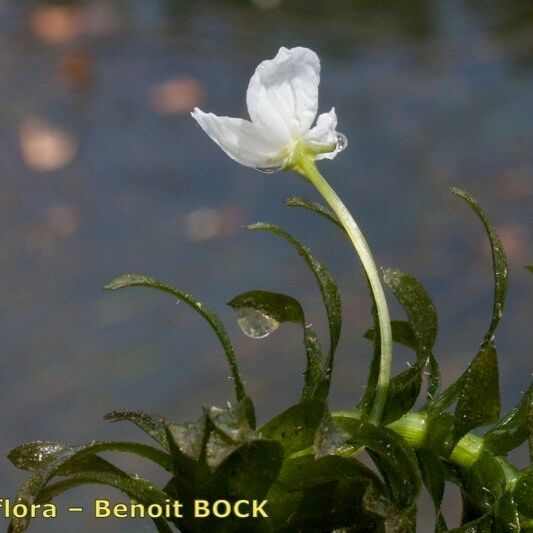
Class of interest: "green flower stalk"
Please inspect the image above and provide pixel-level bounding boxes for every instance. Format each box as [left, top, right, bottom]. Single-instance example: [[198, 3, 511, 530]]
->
[[192, 46, 393, 424], [291, 150, 392, 423]]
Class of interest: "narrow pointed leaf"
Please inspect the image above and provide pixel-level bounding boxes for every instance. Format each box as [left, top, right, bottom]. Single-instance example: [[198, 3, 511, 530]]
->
[[104, 410, 170, 450], [427, 351, 441, 402], [454, 344, 500, 441], [425, 377, 465, 415], [364, 320, 417, 350], [284, 196, 343, 230], [247, 223, 341, 394], [104, 274, 245, 401], [8, 440, 172, 473], [483, 384, 532, 455], [431, 189, 509, 412], [449, 187, 508, 346], [228, 290, 324, 400], [369, 269, 439, 420], [381, 269, 438, 367], [416, 449, 446, 512], [8, 442, 70, 471], [380, 366, 423, 425]]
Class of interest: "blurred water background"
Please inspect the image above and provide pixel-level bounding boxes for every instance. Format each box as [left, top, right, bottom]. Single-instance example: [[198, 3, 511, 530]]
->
[[0, 0, 531, 531]]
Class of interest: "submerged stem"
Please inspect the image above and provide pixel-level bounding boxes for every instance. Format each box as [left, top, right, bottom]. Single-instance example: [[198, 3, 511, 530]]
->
[[293, 155, 392, 424]]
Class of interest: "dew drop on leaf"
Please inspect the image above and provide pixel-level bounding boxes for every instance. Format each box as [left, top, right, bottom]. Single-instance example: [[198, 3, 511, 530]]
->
[[236, 307, 280, 339]]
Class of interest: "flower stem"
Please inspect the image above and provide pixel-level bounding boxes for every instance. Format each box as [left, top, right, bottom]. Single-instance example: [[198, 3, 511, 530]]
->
[[294, 156, 392, 424]]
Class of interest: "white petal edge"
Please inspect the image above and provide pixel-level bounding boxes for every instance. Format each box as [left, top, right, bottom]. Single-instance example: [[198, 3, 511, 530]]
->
[[191, 108, 285, 168], [304, 107, 342, 160], [246, 47, 320, 142]]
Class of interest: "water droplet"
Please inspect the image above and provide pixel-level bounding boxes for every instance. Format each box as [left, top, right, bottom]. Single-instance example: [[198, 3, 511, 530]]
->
[[336, 133, 348, 152], [255, 165, 282, 174], [236, 307, 279, 339]]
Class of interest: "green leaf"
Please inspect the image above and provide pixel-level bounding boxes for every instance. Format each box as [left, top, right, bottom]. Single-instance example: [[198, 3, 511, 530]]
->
[[380, 366, 423, 425], [427, 351, 442, 403], [369, 269, 439, 421], [103, 273, 246, 401], [494, 493, 521, 533], [454, 344, 500, 442], [214, 439, 283, 500], [335, 416, 420, 509], [364, 320, 417, 349], [430, 188, 509, 413], [358, 279, 388, 421], [267, 454, 385, 531], [36, 458, 174, 533], [273, 454, 384, 493], [284, 196, 343, 230], [260, 399, 327, 457], [247, 223, 341, 396], [525, 265, 533, 273], [483, 384, 532, 456], [239, 395, 257, 430], [8, 442, 173, 532], [425, 413, 455, 457], [8, 442, 71, 471], [8, 440, 172, 473], [416, 448, 446, 515], [461, 449, 506, 511], [449, 187, 508, 346], [228, 290, 325, 401], [513, 467, 533, 518], [381, 269, 438, 366], [425, 377, 464, 416], [364, 322, 441, 424], [104, 410, 170, 450]]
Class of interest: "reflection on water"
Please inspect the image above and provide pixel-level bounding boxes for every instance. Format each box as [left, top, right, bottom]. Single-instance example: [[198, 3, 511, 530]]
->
[[0, 1, 531, 531]]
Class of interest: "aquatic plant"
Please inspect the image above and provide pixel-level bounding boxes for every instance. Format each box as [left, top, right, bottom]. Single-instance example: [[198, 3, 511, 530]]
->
[[8, 47, 532, 532]]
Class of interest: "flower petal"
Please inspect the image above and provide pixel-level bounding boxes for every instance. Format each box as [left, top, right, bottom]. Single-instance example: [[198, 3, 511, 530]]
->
[[246, 47, 320, 141], [304, 107, 342, 160], [191, 108, 285, 168]]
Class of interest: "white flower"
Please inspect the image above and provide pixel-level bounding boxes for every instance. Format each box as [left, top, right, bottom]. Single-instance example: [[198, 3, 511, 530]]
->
[[191, 47, 345, 170]]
